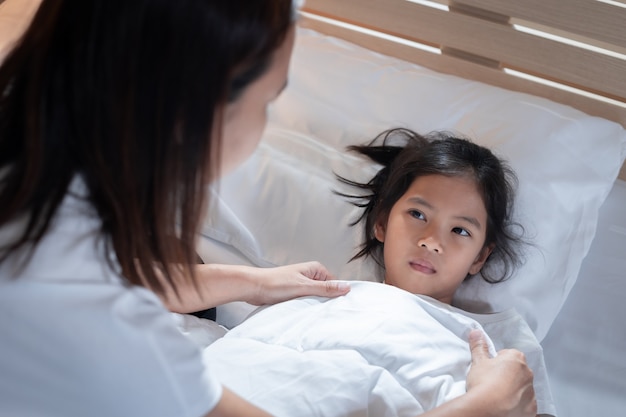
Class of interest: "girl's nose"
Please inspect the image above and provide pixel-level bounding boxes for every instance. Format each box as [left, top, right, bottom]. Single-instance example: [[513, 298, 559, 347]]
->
[[417, 234, 442, 254]]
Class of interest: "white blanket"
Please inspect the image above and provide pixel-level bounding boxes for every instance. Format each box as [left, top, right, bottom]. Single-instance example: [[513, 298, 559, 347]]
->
[[203, 281, 497, 416]]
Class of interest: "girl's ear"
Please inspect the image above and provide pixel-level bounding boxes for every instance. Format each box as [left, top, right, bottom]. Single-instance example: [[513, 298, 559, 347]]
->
[[469, 244, 494, 275], [374, 219, 386, 243]]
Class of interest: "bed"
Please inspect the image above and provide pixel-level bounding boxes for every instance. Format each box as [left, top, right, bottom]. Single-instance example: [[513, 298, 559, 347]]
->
[[197, 1, 626, 416], [2, 0, 625, 416]]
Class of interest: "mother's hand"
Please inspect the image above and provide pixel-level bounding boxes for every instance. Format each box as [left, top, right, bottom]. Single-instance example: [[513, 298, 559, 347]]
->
[[162, 261, 349, 314], [245, 261, 351, 306]]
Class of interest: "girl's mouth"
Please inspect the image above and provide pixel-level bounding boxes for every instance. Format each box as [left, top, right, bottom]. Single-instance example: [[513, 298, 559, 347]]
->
[[409, 259, 436, 274]]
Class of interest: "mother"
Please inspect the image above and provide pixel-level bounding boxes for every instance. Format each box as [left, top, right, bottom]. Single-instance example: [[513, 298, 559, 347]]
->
[[0, 1, 535, 416]]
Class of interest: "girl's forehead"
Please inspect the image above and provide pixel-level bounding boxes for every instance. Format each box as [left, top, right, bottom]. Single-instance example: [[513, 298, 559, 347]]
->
[[400, 174, 488, 215], [406, 173, 480, 194]]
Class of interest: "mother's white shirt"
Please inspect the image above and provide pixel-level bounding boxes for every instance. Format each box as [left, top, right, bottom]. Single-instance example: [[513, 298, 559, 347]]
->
[[0, 179, 221, 417]]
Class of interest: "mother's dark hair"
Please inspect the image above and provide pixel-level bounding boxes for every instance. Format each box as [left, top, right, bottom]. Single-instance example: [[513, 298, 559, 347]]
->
[[337, 128, 525, 283], [0, 0, 294, 293]]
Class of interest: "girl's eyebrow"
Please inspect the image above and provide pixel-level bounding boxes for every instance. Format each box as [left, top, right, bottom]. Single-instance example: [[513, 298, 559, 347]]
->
[[407, 196, 482, 229], [455, 215, 482, 230], [407, 196, 433, 210]]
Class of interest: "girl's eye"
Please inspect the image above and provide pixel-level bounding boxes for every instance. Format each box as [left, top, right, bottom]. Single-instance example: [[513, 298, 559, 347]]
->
[[453, 227, 470, 237], [409, 210, 425, 220]]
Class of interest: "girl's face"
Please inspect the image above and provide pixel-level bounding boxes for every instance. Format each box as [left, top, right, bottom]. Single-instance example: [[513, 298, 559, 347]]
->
[[375, 174, 492, 304], [217, 25, 295, 178]]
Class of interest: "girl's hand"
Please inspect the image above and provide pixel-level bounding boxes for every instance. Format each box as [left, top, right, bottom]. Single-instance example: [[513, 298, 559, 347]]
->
[[245, 261, 351, 306], [466, 330, 537, 417]]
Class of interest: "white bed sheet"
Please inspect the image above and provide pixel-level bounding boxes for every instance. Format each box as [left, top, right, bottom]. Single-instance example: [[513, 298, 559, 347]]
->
[[202, 281, 557, 416], [541, 179, 626, 417], [206, 282, 489, 416]]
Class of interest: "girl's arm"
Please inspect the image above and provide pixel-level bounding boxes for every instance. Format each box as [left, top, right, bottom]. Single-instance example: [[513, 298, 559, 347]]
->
[[420, 330, 537, 417], [160, 261, 351, 313]]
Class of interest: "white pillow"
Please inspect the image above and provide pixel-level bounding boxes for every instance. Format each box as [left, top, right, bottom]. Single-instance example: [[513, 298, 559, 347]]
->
[[200, 28, 626, 341]]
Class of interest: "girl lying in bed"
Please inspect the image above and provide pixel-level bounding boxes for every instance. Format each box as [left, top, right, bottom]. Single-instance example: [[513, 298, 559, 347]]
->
[[202, 129, 553, 416]]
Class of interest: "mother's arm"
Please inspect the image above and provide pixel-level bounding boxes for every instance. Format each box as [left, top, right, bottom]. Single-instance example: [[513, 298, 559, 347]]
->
[[205, 387, 272, 417], [160, 261, 350, 313]]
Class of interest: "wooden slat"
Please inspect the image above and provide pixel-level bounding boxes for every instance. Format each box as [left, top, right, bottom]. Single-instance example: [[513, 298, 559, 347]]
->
[[299, 17, 626, 125], [455, 0, 626, 47], [303, 0, 626, 101], [299, 16, 626, 181]]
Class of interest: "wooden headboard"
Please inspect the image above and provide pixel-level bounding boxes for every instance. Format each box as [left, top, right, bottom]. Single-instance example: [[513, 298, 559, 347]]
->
[[299, 0, 626, 181], [2, 0, 625, 179]]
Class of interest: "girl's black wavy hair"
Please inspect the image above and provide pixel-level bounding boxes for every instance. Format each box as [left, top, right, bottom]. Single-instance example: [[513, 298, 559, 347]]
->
[[336, 128, 525, 283]]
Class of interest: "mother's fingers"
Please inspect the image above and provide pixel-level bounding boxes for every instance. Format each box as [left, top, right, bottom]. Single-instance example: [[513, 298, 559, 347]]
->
[[296, 261, 351, 296], [247, 261, 350, 305], [298, 261, 336, 281], [309, 279, 351, 297]]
